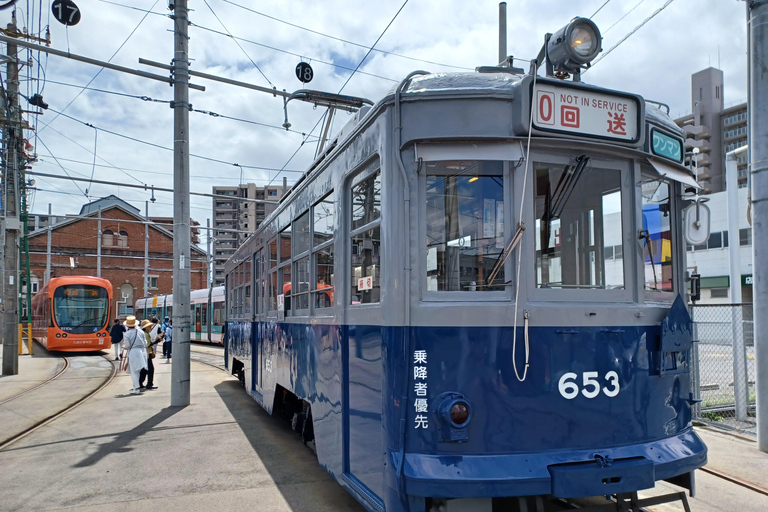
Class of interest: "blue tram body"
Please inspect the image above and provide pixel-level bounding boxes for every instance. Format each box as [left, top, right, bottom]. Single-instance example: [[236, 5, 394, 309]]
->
[[224, 61, 706, 511]]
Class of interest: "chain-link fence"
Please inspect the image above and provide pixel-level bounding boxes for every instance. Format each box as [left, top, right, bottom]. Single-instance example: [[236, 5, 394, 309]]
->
[[691, 304, 756, 435]]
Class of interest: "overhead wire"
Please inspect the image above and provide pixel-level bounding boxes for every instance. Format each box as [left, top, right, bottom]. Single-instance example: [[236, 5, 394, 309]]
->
[[602, 0, 646, 34], [590, 0, 613, 19], [588, 0, 677, 69], [38, 0, 161, 134], [42, 78, 318, 137], [221, 0, 473, 71], [201, 0, 275, 87], [34, 135, 89, 198], [267, 0, 410, 190]]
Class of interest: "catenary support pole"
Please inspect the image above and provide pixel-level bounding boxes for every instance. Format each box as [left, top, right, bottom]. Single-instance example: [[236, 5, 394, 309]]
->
[[2, 20, 20, 376], [499, 2, 507, 64], [171, 0, 192, 407], [144, 201, 149, 298], [748, 0, 768, 452], [45, 203, 51, 285], [97, 206, 102, 278], [726, 148, 749, 421]]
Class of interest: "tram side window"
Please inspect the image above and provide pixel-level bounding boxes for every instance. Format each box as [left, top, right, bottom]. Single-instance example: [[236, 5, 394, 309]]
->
[[279, 227, 292, 312], [641, 175, 674, 293], [293, 211, 311, 312], [534, 158, 624, 290], [254, 250, 262, 314], [350, 165, 381, 304], [268, 238, 278, 312], [425, 160, 505, 292], [244, 259, 252, 315], [313, 192, 335, 309]]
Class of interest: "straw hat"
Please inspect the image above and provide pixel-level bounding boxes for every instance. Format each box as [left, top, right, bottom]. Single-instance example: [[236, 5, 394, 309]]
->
[[123, 316, 138, 328], [140, 319, 153, 330]]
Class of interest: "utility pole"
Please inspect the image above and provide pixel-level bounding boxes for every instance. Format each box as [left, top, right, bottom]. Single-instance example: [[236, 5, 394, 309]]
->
[[97, 206, 102, 277], [45, 203, 51, 284], [171, 0, 192, 407], [206, 218, 211, 287], [144, 201, 148, 298], [748, 0, 768, 453], [2, 16, 21, 375]]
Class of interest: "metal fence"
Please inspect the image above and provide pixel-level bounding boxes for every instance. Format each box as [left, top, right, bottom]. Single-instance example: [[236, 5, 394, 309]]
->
[[691, 304, 756, 435]]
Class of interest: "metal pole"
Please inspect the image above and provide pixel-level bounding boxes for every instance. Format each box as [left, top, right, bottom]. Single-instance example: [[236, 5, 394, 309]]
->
[[144, 201, 149, 298], [2, 20, 20, 375], [498, 2, 507, 64], [45, 203, 51, 284], [726, 148, 749, 421], [207, 218, 211, 287], [97, 206, 102, 278], [748, 0, 768, 452], [171, 0, 192, 407]]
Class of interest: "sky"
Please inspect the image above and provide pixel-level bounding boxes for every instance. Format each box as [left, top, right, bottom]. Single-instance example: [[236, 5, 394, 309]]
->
[[2, 0, 750, 249]]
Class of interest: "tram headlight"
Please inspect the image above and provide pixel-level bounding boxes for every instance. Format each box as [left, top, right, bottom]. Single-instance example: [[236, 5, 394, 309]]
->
[[546, 17, 602, 74]]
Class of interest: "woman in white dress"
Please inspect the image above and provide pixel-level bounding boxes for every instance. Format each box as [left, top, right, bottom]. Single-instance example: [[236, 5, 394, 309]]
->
[[121, 316, 148, 395]]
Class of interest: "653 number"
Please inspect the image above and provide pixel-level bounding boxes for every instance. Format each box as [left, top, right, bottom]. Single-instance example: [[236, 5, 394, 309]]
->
[[558, 371, 620, 399]]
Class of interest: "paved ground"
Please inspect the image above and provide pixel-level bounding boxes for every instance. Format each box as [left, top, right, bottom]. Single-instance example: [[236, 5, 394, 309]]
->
[[2, 346, 768, 512]]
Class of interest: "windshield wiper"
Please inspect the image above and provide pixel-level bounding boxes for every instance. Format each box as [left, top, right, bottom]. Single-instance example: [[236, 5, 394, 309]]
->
[[548, 155, 590, 220]]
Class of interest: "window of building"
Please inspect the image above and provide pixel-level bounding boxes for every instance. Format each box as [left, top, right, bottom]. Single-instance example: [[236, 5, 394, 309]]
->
[[117, 230, 128, 248], [148, 276, 158, 289], [740, 228, 752, 246], [31, 281, 39, 293], [425, 160, 505, 292], [711, 288, 728, 298], [350, 161, 381, 304], [102, 229, 114, 247]]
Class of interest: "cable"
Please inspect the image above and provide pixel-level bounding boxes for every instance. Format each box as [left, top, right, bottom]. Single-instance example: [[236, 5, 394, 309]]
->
[[202, 0, 275, 87], [38, 0, 161, 134], [269, 0, 411, 189], [35, 135, 89, 198], [590, 0, 613, 19], [191, 23, 399, 83], [221, 0, 473, 71], [43, 78, 317, 137], [588, 0, 677, 69], [602, 0, 646, 34]]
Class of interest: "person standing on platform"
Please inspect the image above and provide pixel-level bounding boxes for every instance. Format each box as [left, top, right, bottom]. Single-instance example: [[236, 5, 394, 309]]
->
[[164, 319, 173, 363], [161, 316, 171, 358], [110, 318, 125, 361], [121, 316, 147, 395], [139, 319, 159, 390]]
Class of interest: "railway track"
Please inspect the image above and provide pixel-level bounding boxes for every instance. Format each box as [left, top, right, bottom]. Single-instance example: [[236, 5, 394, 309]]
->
[[0, 349, 117, 451]]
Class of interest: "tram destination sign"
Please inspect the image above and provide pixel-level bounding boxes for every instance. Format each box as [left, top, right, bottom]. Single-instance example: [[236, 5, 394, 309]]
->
[[532, 83, 641, 143]]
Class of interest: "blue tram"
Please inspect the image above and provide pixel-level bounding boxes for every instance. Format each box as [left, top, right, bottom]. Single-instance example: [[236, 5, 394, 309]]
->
[[224, 18, 706, 512]]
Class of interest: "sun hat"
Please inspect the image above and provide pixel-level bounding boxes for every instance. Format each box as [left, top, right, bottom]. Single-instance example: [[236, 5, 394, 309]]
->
[[123, 316, 138, 328], [140, 319, 153, 330]]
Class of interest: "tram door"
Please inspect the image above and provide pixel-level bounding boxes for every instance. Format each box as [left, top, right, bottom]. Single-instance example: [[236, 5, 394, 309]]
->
[[344, 164, 384, 500]]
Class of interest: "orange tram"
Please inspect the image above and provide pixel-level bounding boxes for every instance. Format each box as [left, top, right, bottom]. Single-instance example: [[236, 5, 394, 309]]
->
[[31, 276, 113, 352]]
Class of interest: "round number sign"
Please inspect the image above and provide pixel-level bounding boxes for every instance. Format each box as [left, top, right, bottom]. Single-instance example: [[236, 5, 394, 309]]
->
[[295, 62, 313, 84], [52, 0, 81, 26]]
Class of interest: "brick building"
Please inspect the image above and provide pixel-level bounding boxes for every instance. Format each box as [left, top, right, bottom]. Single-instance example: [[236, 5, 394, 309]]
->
[[25, 196, 207, 318]]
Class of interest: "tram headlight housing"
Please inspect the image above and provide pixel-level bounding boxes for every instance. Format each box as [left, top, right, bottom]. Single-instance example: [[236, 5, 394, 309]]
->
[[435, 392, 472, 442], [546, 17, 602, 74]]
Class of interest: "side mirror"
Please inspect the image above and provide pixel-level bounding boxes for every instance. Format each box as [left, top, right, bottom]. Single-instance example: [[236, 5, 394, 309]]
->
[[683, 200, 710, 246]]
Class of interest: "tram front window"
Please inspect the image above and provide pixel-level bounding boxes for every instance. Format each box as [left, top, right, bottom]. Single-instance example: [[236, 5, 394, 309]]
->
[[425, 160, 504, 292], [53, 285, 109, 334], [641, 177, 674, 292], [534, 157, 624, 289]]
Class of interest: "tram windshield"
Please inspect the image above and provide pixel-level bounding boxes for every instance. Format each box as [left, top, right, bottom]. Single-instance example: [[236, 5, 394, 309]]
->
[[53, 285, 109, 333], [425, 160, 505, 292], [534, 157, 624, 289], [641, 177, 674, 292]]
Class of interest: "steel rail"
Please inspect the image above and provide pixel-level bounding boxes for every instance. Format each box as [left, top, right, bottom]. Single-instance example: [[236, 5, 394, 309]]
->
[[0, 349, 68, 406], [0, 353, 118, 451]]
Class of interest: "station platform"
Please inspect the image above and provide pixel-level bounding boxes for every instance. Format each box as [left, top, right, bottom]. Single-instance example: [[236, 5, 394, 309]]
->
[[1, 346, 768, 512]]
